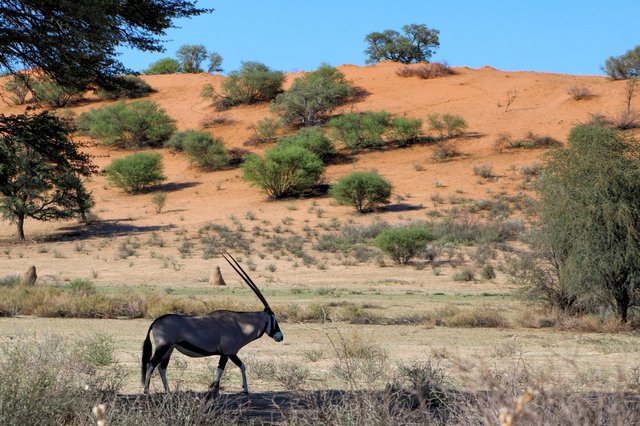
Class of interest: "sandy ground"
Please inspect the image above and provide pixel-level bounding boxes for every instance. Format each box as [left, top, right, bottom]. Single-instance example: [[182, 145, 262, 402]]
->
[[1, 316, 638, 394]]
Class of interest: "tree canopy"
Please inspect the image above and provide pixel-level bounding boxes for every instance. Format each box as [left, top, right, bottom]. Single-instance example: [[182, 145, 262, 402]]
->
[[176, 44, 208, 73], [0, 0, 209, 92], [603, 45, 640, 80], [271, 64, 352, 126], [364, 24, 440, 64], [538, 124, 640, 322], [0, 112, 96, 240]]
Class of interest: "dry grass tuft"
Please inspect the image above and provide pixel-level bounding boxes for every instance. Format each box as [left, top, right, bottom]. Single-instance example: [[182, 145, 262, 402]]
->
[[567, 85, 594, 101], [396, 62, 456, 79]]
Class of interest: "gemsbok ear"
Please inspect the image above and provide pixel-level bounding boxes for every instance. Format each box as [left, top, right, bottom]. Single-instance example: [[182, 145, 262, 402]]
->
[[222, 251, 272, 311]]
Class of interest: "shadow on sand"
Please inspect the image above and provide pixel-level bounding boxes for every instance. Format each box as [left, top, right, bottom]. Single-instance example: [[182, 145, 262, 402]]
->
[[47, 219, 174, 241]]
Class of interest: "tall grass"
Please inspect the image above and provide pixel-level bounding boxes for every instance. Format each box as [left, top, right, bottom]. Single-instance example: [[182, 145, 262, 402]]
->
[[0, 335, 121, 425]]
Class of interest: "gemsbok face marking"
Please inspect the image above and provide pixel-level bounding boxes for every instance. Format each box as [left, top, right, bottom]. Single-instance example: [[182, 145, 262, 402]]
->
[[141, 251, 283, 395]]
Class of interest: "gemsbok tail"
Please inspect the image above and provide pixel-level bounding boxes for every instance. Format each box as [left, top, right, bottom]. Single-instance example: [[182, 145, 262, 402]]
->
[[141, 325, 153, 385]]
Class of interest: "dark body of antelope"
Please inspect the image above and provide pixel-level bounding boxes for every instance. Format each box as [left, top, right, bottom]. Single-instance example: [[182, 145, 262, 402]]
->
[[141, 252, 283, 394]]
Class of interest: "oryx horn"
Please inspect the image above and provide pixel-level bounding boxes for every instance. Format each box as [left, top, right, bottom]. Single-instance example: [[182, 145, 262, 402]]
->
[[222, 251, 272, 311]]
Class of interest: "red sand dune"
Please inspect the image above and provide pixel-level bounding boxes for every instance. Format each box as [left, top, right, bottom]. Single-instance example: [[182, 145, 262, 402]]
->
[[0, 62, 634, 238]]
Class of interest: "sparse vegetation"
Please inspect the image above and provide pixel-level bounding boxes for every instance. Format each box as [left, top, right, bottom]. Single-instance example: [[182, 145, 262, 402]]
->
[[0, 335, 120, 425], [396, 62, 455, 79], [151, 192, 167, 213], [494, 131, 561, 152], [428, 113, 467, 139], [432, 142, 459, 162], [568, 84, 594, 100], [473, 163, 494, 179], [500, 89, 518, 112]]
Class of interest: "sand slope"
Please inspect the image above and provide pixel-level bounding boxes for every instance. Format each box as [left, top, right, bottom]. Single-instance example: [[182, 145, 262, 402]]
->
[[0, 62, 633, 238]]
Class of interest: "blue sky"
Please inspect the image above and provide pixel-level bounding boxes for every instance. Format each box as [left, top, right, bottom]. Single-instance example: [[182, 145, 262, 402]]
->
[[119, 0, 640, 76]]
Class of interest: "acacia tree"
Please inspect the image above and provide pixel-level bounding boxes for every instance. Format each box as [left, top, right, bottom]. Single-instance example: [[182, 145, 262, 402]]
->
[[603, 45, 640, 80], [271, 64, 352, 126], [364, 24, 440, 64], [0, 112, 96, 240], [538, 124, 640, 322], [0, 0, 208, 92], [176, 44, 208, 73], [208, 52, 223, 73]]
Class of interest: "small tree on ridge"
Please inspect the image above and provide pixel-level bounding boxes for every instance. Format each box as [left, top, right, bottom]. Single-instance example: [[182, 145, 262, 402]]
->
[[365, 24, 440, 64]]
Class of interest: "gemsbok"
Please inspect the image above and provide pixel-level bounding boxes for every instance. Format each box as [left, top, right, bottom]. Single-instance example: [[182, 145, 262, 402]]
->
[[141, 251, 283, 395]]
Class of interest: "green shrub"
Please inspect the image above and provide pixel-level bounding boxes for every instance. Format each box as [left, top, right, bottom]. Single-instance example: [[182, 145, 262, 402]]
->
[[104, 152, 166, 193], [0, 275, 22, 287], [75, 333, 115, 366], [96, 75, 154, 100], [4, 75, 30, 105], [151, 191, 167, 213], [271, 64, 352, 126], [249, 117, 279, 144], [31, 78, 82, 107], [278, 127, 336, 162], [428, 113, 467, 139], [330, 111, 390, 152], [67, 278, 96, 296], [182, 132, 230, 170], [78, 100, 176, 148], [164, 129, 196, 151], [144, 57, 182, 74], [390, 116, 423, 146], [452, 267, 476, 282], [242, 145, 324, 199], [330, 171, 392, 213], [603, 45, 640, 80], [374, 225, 435, 264], [481, 264, 496, 280], [220, 61, 284, 106]]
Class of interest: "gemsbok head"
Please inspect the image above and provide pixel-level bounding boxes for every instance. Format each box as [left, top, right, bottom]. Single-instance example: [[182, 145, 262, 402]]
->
[[141, 251, 283, 395]]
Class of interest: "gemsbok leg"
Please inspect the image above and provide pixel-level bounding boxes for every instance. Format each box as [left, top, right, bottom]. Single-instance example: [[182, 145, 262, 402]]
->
[[144, 343, 172, 394], [229, 355, 248, 394], [210, 355, 229, 393], [158, 348, 174, 392]]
